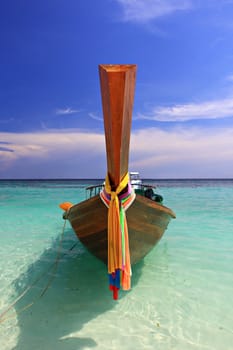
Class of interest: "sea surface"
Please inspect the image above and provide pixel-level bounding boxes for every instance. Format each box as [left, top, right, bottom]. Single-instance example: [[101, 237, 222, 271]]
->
[[0, 179, 232, 350]]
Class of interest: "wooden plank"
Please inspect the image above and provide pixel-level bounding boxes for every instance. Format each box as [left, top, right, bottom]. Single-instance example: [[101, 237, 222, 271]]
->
[[68, 194, 174, 265], [99, 64, 137, 189]]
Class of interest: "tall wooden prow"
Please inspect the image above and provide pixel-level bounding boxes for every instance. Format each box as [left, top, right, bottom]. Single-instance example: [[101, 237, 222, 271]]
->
[[60, 64, 175, 294], [99, 64, 137, 190]]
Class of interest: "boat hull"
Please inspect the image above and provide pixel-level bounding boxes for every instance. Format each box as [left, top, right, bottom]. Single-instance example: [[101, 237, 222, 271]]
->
[[65, 195, 175, 265]]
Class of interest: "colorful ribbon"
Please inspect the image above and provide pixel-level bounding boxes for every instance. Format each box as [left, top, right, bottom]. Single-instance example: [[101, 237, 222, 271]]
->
[[100, 172, 135, 299]]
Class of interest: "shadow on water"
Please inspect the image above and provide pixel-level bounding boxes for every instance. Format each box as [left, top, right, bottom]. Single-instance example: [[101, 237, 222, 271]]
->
[[11, 228, 144, 350]]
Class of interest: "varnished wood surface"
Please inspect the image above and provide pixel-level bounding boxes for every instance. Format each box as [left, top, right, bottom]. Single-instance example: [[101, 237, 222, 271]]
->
[[67, 195, 175, 265], [99, 64, 137, 189], [64, 64, 176, 265]]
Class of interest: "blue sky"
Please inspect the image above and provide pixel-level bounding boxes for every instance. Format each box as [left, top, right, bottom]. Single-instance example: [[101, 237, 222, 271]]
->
[[1, 0, 233, 178]]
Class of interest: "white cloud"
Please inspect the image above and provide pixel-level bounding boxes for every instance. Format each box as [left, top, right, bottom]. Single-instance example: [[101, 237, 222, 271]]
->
[[0, 130, 104, 158], [115, 0, 192, 23], [0, 130, 105, 177], [1, 126, 233, 178], [88, 112, 103, 122], [136, 97, 233, 121], [226, 74, 233, 81], [55, 107, 80, 115], [0, 146, 14, 152], [130, 127, 233, 177]]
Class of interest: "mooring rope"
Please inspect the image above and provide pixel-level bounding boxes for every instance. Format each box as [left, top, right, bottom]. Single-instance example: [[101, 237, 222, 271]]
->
[[0, 219, 71, 324]]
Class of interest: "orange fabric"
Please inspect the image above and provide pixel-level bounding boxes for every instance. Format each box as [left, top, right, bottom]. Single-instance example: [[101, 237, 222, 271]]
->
[[59, 202, 73, 211]]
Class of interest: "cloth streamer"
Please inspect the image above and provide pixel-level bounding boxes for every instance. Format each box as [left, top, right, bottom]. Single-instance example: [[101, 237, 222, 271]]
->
[[100, 172, 136, 299]]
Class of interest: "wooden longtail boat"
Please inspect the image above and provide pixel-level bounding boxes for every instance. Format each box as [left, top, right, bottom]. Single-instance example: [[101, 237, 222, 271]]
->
[[60, 65, 175, 296]]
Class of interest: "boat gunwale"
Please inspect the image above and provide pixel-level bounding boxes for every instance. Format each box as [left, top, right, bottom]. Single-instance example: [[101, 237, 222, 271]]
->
[[68, 192, 176, 219]]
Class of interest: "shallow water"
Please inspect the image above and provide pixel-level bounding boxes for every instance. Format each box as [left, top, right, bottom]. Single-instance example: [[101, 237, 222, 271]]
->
[[0, 179, 233, 350]]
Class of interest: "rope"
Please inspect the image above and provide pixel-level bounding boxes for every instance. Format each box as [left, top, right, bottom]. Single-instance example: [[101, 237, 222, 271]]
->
[[0, 219, 70, 324], [39, 218, 66, 297]]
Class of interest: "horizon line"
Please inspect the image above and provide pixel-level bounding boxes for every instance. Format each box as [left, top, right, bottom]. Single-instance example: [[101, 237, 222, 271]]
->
[[0, 177, 233, 181]]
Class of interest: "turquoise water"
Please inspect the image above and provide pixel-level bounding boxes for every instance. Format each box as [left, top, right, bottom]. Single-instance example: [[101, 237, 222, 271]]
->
[[0, 179, 233, 350]]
